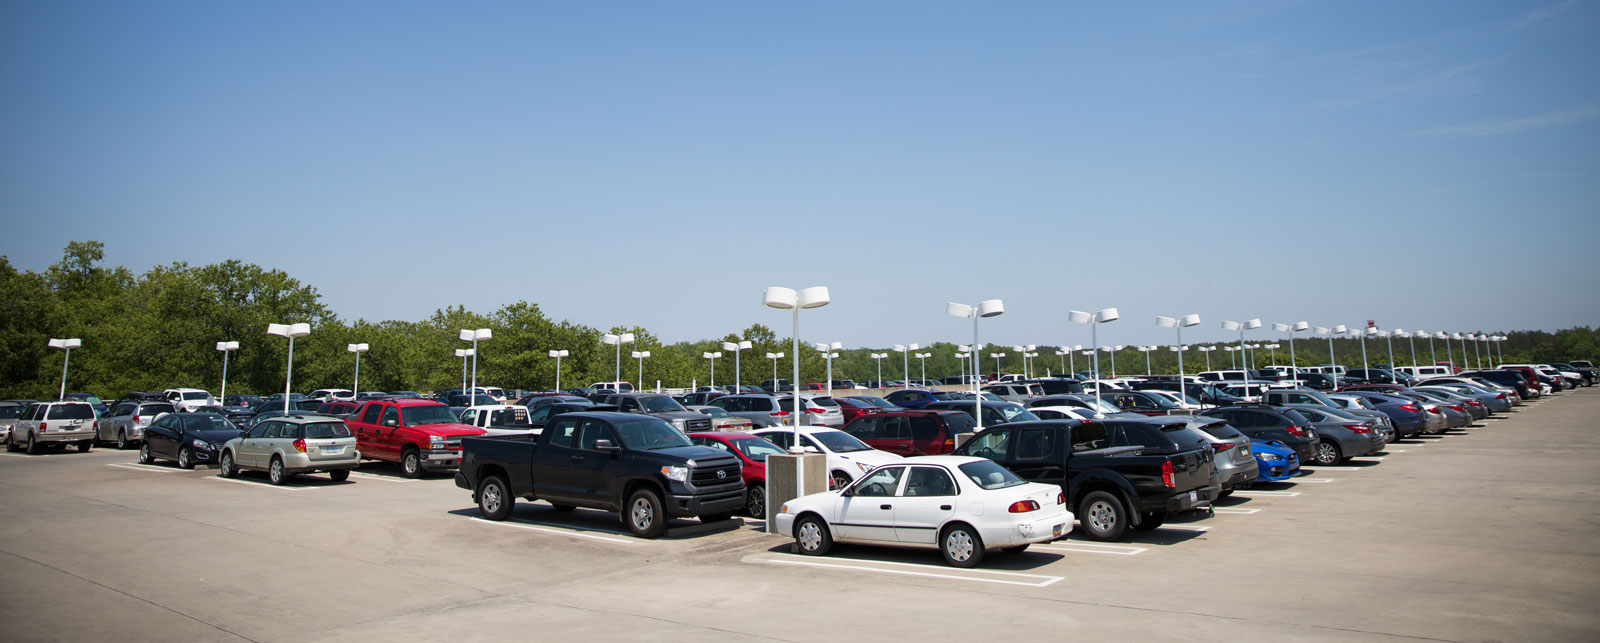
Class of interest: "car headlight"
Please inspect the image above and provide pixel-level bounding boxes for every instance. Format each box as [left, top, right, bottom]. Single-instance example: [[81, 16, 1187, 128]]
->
[[192, 439, 210, 449], [778, 503, 789, 514], [671, 418, 687, 430], [1259, 453, 1282, 461], [661, 466, 689, 482], [429, 436, 447, 449]]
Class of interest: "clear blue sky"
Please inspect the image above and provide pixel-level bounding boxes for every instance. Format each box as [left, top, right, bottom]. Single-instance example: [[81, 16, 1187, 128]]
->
[[3, 1, 1597, 349]]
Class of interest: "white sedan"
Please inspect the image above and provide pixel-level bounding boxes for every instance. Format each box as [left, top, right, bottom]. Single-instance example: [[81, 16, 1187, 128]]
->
[[752, 427, 903, 488], [774, 455, 1072, 567]]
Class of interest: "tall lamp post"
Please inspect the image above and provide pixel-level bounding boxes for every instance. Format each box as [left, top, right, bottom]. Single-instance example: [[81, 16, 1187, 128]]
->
[[601, 332, 634, 389], [766, 352, 785, 389], [632, 351, 651, 391], [814, 342, 842, 396], [946, 299, 1005, 430], [1379, 330, 1396, 368], [1316, 325, 1348, 382], [1137, 345, 1157, 375], [722, 340, 753, 393], [1224, 346, 1239, 369], [955, 351, 970, 380], [989, 352, 1007, 378], [870, 352, 889, 387], [894, 344, 920, 387], [1068, 307, 1119, 413], [1157, 314, 1201, 385], [215, 341, 239, 403], [1399, 331, 1417, 368], [548, 349, 569, 391], [455, 349, 474, 395], [1264, 344, 1280, 368], [48, 338, 82, 400], [1198, 346, 1215, 370], [1445, 332, 1460, 372], [1272, 321, 1309, 383], [765, 286, 831, 429], [460, 328, 492, 399], [267, 323, 311, 413], [914, 352, 931, 383], [1221, 319, 1262, 372], [347, 343, 369, 395], [702, 351, 722, 389]]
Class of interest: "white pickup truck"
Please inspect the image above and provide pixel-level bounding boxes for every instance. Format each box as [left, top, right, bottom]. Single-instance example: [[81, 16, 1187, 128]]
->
[[458, 405, 539, 437]]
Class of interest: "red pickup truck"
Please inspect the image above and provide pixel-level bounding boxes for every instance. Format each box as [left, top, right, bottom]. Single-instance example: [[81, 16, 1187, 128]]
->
[[345, 399, 485, 477]]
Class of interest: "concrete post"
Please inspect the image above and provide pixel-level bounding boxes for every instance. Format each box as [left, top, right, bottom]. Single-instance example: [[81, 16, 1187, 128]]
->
[[764, 453, 827, 532]]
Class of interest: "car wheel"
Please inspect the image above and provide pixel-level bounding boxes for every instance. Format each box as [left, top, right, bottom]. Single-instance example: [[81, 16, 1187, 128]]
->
[[745, 484, 766, 517], [2, 433, 13, 453], [268, 457, 287, 485], [1078, 491, 1128, 541], [138, 441, 154, 464], [477, 475, 513, 521], [178, 447, 194, 469], [219, 451, 238, 478], [77, 441, 91, 453], [1002, 545, 1030, 554], [400, 449, 423, 479], [830, 471, 852, 490], [1133, 511, 1167, 531], [116, 431, 128, 450], [1315, 441, 1342, 466], [940, 523, 985, 568], [794, 515, 832, 556], [25, 432, 39, 455], [329, 469, 350, 482], [625, 489, 667, 538]]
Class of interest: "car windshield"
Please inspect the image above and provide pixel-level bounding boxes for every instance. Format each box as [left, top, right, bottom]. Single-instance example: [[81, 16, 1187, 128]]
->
[[810, 397, 839, 408], [997, 405, 1040, 422], [303, 422, 352, 438], [615, 419, 694, 450], [1145, 394, 1181, 409], [46, 404, 95, 420], [958, 460, 1028, 490], [640, 397, 686, 413], [810, 431, 872, 453], [699, 407, 730, 418], [1198, 422, 1245, 440], [1079, 396, 1122, 414], [730, 437, 785, 461], [402, 405, 459, 426], [0, 406, 23, 419]]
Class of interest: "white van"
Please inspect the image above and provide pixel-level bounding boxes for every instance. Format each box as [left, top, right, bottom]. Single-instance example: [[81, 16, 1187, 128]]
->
[[1394, 365, 1452, 380], [163, 388, 218, 412]]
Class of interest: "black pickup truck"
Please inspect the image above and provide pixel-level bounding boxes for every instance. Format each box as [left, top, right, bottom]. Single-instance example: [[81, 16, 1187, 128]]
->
[[455, 411, 745, 537], [953, 419, 1216, 541]]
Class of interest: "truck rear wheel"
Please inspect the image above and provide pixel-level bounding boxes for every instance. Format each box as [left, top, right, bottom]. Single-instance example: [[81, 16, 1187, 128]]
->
[[1078, 491, 1128, 541], [477, 476, 513, 521], [624, 489, 667, 538]]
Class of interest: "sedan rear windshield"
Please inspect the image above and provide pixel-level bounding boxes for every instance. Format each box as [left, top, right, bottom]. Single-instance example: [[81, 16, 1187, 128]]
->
[[47, 404, 95, 419], [639, 396, 686, 413], [996, 405, 1040, 423], [958, 460, 1027, 490], [139, 404, 175, 415], [1158, 424, 1210, 449], [302, 422, 353, 439], [1198, 422, 1245, 440], [402, 405, 459, 427]]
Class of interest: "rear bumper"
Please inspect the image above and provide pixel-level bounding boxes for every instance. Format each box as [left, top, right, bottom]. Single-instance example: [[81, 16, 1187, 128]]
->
[[1152, 487, 1213, 513], [36, 429, 95, 443]]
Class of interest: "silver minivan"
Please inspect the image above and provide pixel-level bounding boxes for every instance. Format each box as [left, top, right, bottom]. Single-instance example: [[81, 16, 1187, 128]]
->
[[219, 415, 360, 485]]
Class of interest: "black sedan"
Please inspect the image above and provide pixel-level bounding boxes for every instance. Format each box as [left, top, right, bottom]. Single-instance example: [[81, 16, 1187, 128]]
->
[[139, 413, 244, 469]]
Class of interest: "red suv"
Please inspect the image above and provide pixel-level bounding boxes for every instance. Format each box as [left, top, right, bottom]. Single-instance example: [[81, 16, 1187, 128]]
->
[[840, 409, 977, 456]]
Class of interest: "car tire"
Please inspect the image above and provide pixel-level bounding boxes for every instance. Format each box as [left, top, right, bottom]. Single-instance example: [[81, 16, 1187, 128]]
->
[[329, 469, 350, 482], [77, 441, 91, 453], [1002, 545, 1029, 554], [268, 457, 287, 485], [477, 476, 513, 521], [1134, 511, 1167, 531], [940, 523, 985, 568], [745, 484, 766, 517], [178, 447, 194, 469], [794, 514, 833, 556], [400, 449, 423, 479], [1078, 491, 1129, 542], [3, 433, 14, 453], [25, 432, 39, 455], [699, 512, 734, 524], [1314, 441, 1342, 466], [624, 489, 667, 538], [830, 471, 852, 490], [139, 441, 154, 464], [116, 431, 129, 450], [219, 451, 238, 478]]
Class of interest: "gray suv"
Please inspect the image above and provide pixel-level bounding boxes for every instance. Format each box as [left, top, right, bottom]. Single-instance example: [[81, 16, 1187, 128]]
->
[[707, 394, 790, 428], [603, 393, 713, 432], [99, 400, 176, 449]]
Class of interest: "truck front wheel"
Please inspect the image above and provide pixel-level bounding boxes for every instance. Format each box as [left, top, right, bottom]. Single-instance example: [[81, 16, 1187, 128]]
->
[[401, 448, 423, 478], [624, 489, 667, 538], [477, 476, 513, 521]]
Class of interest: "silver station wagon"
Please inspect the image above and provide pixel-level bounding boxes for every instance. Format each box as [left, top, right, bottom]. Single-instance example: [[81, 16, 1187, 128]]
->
[[219, 415, 360, 485]]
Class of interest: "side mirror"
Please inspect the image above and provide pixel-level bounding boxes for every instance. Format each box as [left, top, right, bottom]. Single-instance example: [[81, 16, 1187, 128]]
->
[[803, 446, 820, 454], [384, 419, 397, 427], [594, 439, 621, 453]]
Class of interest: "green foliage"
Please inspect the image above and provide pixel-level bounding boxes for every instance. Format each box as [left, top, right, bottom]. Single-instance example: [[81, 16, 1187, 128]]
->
[[1, 241, 1596, 398]]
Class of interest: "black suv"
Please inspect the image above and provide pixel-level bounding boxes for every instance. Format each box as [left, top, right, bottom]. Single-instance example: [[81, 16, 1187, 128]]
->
[[1196, 404, 1322, 463]]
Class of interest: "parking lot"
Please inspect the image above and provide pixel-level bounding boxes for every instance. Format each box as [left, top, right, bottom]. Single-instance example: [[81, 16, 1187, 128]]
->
[[2, 390, 1596, 642]]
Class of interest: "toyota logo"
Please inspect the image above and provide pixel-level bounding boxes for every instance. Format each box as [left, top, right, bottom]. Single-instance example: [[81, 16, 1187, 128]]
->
[[717, 470, 727, 479]]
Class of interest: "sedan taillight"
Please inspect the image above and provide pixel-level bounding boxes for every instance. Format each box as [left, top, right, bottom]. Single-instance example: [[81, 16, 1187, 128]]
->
[[1008, 500, 1041, 513], [1284, 424, 1305, 437], [1344, 424, 1371, 434]]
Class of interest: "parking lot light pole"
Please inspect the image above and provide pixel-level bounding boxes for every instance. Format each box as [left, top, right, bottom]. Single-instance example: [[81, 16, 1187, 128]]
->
[[1399, 331, 1417, 368], [1263, 344, 1280, 368], [1157, 314, 1201, 383], [766, 352, 785, 389], [215, 341, 239, 403], [702, 352, 722, 389], [1378, 330, 1395, 369], [632, 351, 651, 390], [1315, 325, 1347, 381], [894, 344, 919, 388], [601, 332, 633, 390], [460, 328, 492, 401], [914, 352, 931, 384], [1069, 308, 1118, 414], [765, 286, 831, 431], [1135, 346, 1155, 375], [48, 338, 82, 400], [1272, 321, 1308, 383], [455, 349, 474, 394], [1419, 330, 1437, 368], [1221, 319, 1262, 372], [989, 352, 1006, 378], [347, 343, 369, 394], [1495, 335, 1506, 365], [955, 350, 971, 382], [548, 349, 569, 390], [1444, 332, 1459, 371], [870, 352, 888, 387], [1224, 345, 1238, 369], [267, 323, 310, 414], [814, 342, 842, 396], [947, 300, 1004, 429], [1198, 346, 1215, 370], [722, 340, 753, 393]]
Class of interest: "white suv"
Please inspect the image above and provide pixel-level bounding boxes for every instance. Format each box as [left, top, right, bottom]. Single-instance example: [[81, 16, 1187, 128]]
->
[[164, 388, 217, 412], [6, 400, 97, 454]]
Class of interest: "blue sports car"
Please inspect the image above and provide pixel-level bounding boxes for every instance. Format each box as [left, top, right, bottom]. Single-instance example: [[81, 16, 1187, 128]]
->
[[1251, 439, 1301, 482]]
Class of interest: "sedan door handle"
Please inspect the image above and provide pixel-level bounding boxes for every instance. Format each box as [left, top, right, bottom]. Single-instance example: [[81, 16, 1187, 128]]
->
[[879, 504, 892, 510], [571, 455, 584, 462], [940, 505, 952, 510]]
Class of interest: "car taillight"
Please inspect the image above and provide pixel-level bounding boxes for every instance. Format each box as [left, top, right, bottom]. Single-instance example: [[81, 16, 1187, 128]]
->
[[1398, 403, 1419, 413], [1056, 491, 1066, 505], [1284, 425, 1304, 437], [1447, 405, 1463, 412], [805, 408, 823, 413], [133, 415, 141, 424], [1161, 460, 1175, 488], [1466, 400, 1482, 406], [1008, 500, 1041, 513], [1344, 424, 1371, 434], [1214, 442, 1234, 452], [92, 421, 98, 430], [293, 439, 306, 453], [1496, 393, 1506, 400], [39, 422, 47, 432], [1427, 407, 1442, 414], [943, 438, 954, 450], [770, 411, 789, 417]]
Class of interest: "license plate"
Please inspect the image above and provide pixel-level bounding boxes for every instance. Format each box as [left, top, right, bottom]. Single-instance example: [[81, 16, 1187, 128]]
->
[[321, 447, 341, 455], [1188, 490, 1198, 503]]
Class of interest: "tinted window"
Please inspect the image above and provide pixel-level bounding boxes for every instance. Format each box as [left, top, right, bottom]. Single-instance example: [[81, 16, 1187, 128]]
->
[[958, 460, 1027, 490], [904, 467, 957, 496], [46, 404, 95, 420], [878, 416, 909, 439], [1198, 422, 1245, 440], [1016, 429, 1055, 460], [183, 415, 237, 432], [1281, 409, 1312, 425], [1071, 423, 1108, 451], [845, 417, 877, 440], [615, 419, 693, 450], [248, 422, 274, 438], [909, 417, 941, 441], [547, 418, 578, 447], [960, 429, 1011, 460], [304, 422, 352, 439]]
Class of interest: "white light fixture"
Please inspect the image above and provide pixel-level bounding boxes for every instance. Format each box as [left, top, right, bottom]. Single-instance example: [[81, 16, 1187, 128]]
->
[[765, 351, 785, 390], [723, 340, 754, 393], [948, 299, 1004, 428], [702, 351, 723, 389], [601, 332, 635, 391], [459, 328, 492, 401], [814, 341, 843, 396], [1068, 308, 1118, 412], [1137, 345, 1158, 376], [47, 338, 83, 400], [347, 343, 370, 396], [1157, 314, 1201, 388], [914, 352, 932, 384], [894, 344, 920, 389], [215, 341, 239, 404], [1197, 345, 1216, 370], [548, 349, 569, 390], [1221, 318, 1262, 371], [1272, 321, 1309, 383], [870, 352, 889, 388], [455, 348, 475, 396], [989, 351, 1007, 378], [632, 350, 652, 390], [267, 323, 311, 413], [766, 286, 831, 437]]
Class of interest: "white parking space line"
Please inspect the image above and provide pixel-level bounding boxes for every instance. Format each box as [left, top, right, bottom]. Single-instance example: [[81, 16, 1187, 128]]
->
[[1035, 542, 1147, 556], [0, 453, 34, 458], [347, 472, 416, 483], [206, 476, 316, 491], [107, 463, 181, 473], [1157, 525, 1211, 532], [1232, 490, 1301, 497], [750, 554, 1064, 587], [1387, 449, 1408, 453], [1214, 507, 1262, 515], [470, 517, 640, 545], [1293, 478, 1335, 484]]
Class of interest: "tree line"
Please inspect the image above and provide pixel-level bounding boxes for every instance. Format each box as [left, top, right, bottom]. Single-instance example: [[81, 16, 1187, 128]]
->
[[2, 241, 1596, 400]]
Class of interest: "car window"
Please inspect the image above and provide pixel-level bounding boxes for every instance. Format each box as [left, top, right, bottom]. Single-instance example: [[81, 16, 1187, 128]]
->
[[527, 406, 554, 423], [380, 406, 400, 426], [849, 466, 905, 497], [904, 466, 957, 496], [184, 415, 236, 432], [271, 423, 296, 439], [958, 459, 1027, 490], [46, 404, 94, 420], [1016, 429, 1056, 460], [547, 418, 579, 448], [759, 431, 792, 449], [845, 417, 877, 440], [577, 420, 615, 450], [304, 422, 351, 439], [460, 409, 478, 424], [1198, 422, 1245, 440], [691, 437, 729, 452], [960, 429, 1011, 460], [909, 417, 941, 441], [248, 422, 274, 439], [879, 416, 909, 439], [1071, 423, 1108, 452]]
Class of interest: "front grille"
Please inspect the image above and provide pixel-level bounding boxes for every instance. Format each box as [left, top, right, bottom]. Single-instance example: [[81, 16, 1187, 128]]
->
[[691, 462, 741, 486], [686, 418, 713, 431]]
